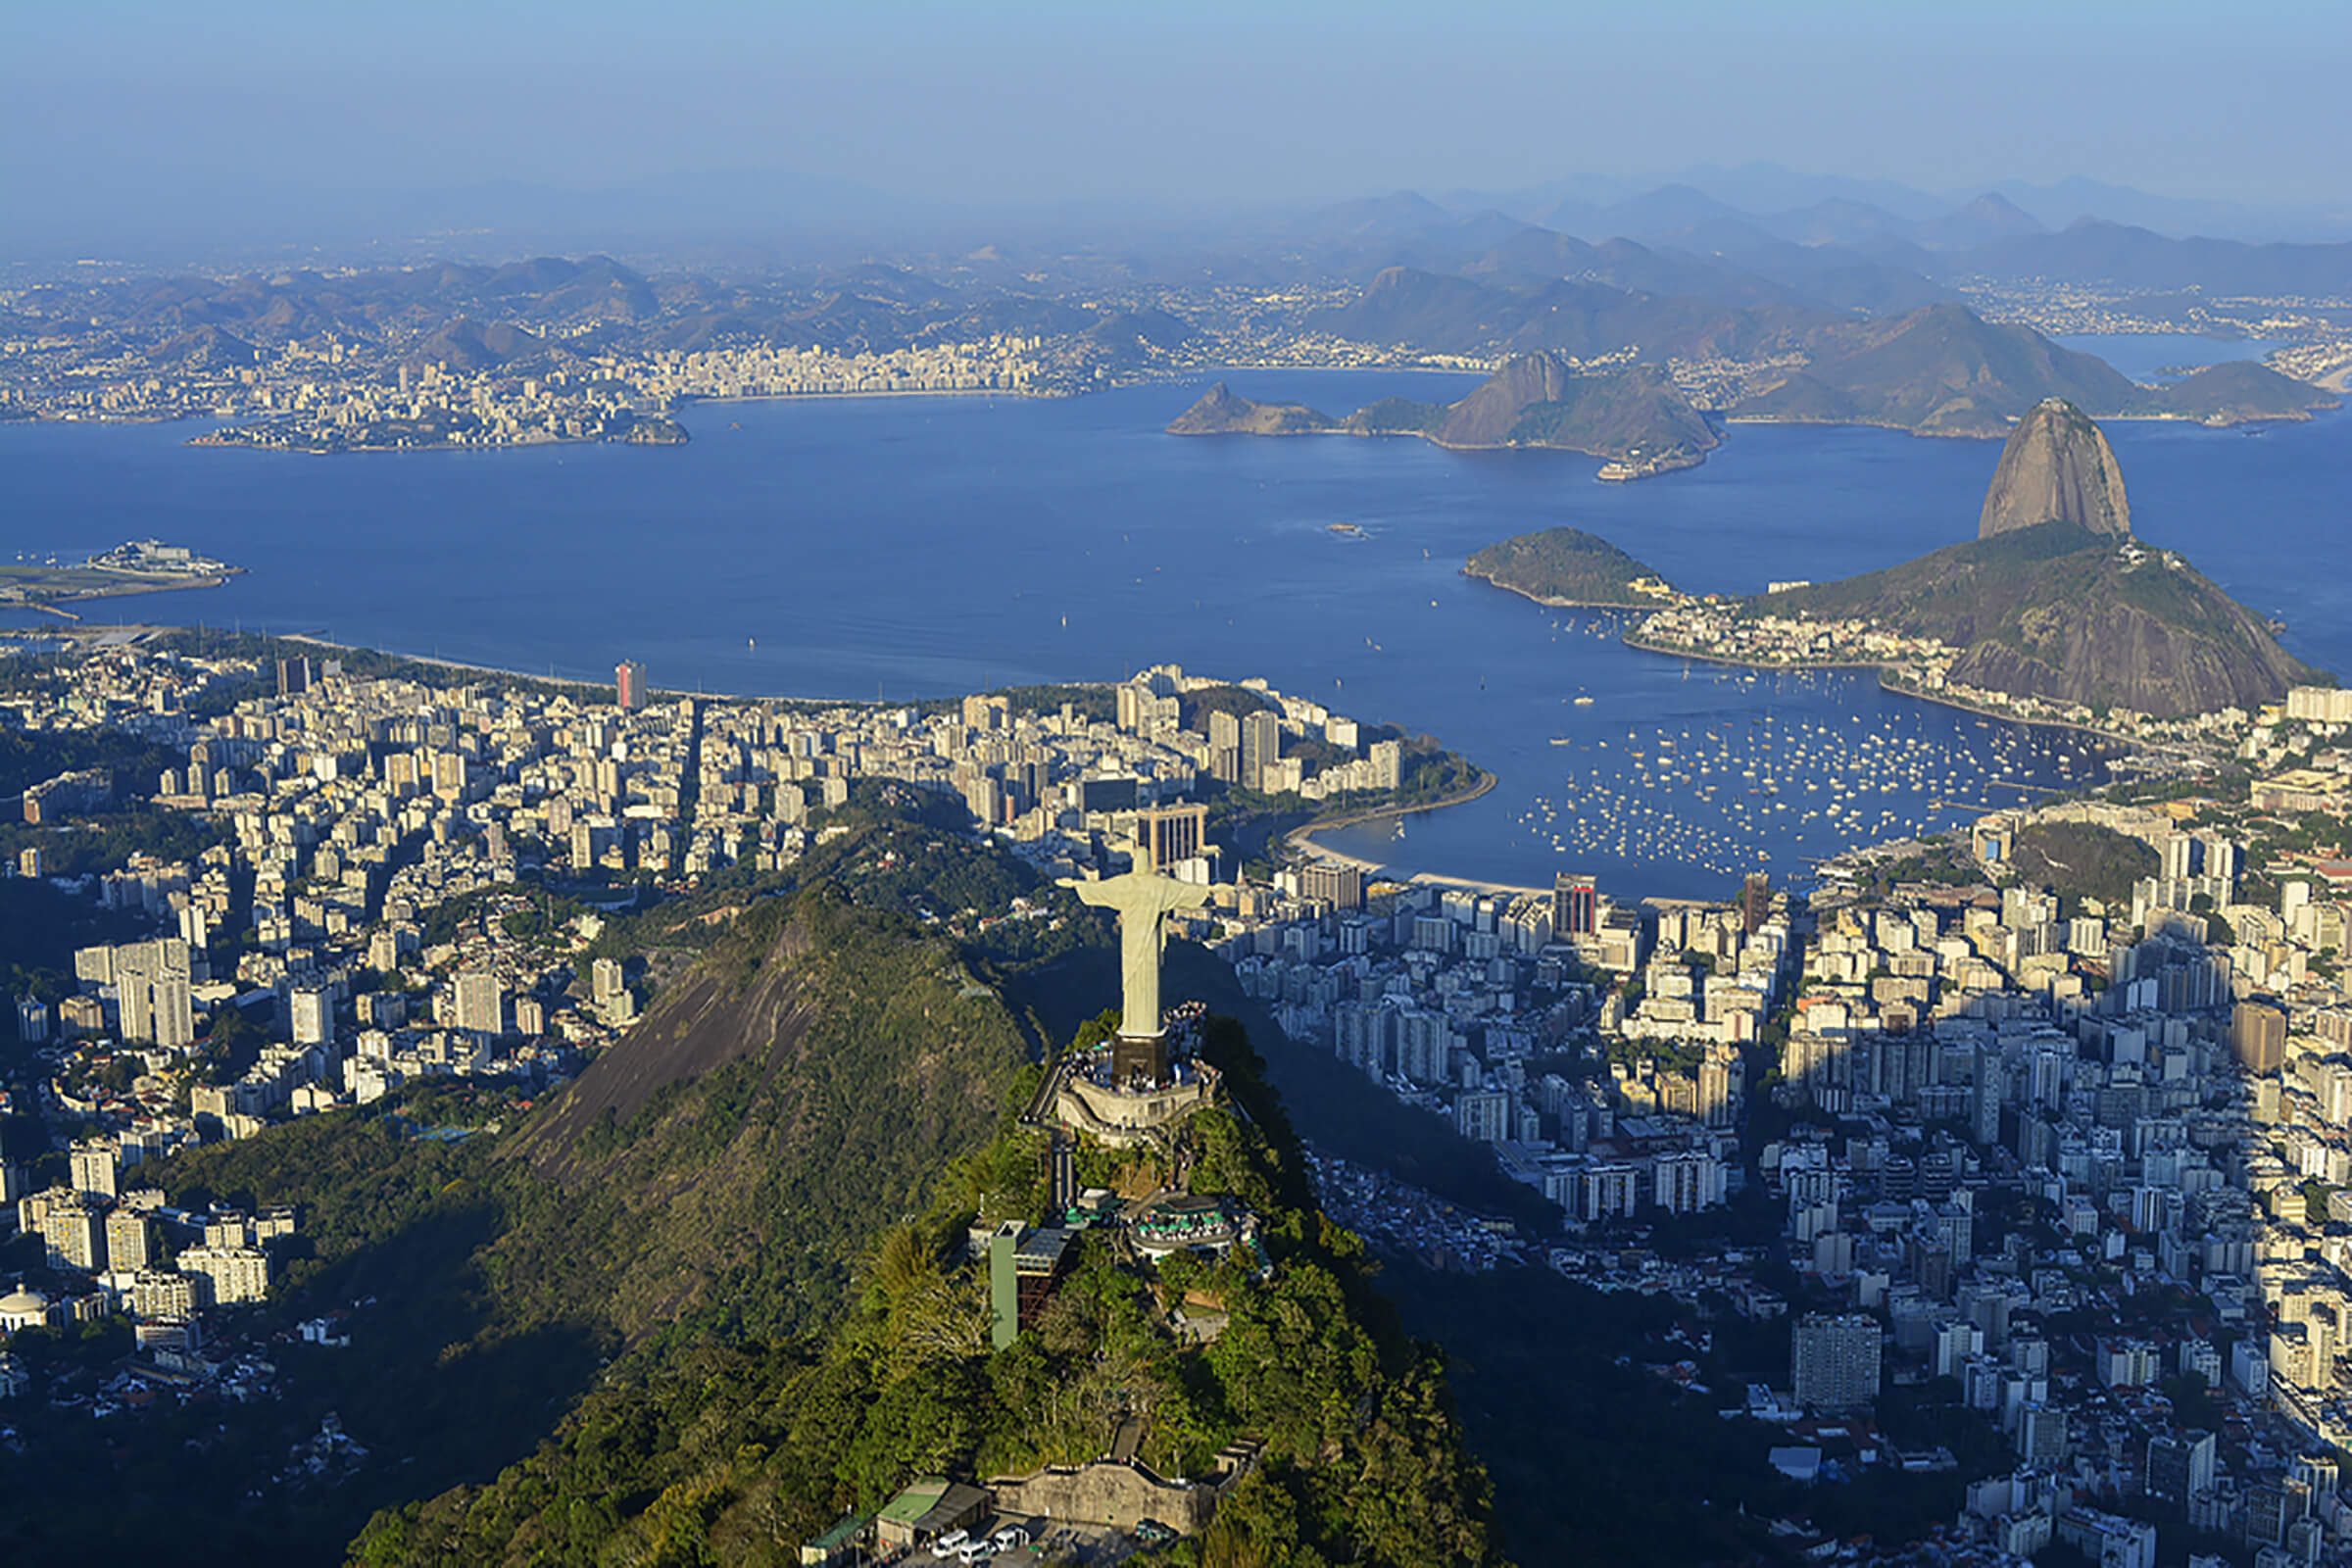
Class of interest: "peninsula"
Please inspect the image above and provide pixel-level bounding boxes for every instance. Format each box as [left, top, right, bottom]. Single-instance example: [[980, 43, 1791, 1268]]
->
[[0, 540, 243, 619], [1475, 400, 2322, 727]]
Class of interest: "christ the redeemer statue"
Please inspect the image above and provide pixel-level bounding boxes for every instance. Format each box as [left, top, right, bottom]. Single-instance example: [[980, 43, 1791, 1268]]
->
[[1060, 867, 1211, 1041]]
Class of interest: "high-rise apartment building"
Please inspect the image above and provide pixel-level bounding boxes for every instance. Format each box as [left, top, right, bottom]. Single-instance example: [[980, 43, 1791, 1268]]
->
[[290, 985, 332, 1048], [1136, 804, 1207, 874], [615, 660, 648, 711], [1207, 710, 1242, 785], [106, 1208, 152, 1272], [454, 971, 505, 1037], [1553, 873, 1598, 938], [180, 1244, 271, 1305], [1792, 1312, 1883, 1411], [68, 1140, 118, 1200], [1240, 710, 1280, 792], [2233, 1000, 2287, 1074], [1299, 861, 1365, 911], [151, 971, 196, 1051], [32, 1192, 105, 1273], [1455, 1089, 1512, 1144]]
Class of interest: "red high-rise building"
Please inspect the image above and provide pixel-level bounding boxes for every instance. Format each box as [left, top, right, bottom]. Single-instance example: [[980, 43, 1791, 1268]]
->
[[1553, 873, 1598, 938], [614, 660, 647, 711]]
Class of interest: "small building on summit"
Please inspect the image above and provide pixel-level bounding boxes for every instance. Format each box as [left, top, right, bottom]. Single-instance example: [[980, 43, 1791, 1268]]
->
[[873, 1476, 990, 1553], [1130, 1193, 1256, 1263], [798, 1510, 872, 1566]]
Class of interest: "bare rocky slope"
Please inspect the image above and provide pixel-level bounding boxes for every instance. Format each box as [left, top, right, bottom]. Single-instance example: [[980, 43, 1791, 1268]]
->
[[1977, 397, 2132, 539]]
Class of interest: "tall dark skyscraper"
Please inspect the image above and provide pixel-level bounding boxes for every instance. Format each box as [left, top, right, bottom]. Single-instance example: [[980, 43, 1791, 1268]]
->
[[1553, 873, 1597, 938], [615, 660, 647, 711], [1136, 804, 1207, 873]]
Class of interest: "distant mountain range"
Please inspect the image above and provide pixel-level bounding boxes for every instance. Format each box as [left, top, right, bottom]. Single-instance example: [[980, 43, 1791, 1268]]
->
[[1269, 178, 2352, 305], [1319, 273, 2335, 438], [24, 254, 1199, 372], [1423, 161, 2352, 247]]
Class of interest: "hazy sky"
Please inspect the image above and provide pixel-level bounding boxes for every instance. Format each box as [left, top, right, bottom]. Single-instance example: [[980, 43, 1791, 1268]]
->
[[6, 0, 2347, 248]]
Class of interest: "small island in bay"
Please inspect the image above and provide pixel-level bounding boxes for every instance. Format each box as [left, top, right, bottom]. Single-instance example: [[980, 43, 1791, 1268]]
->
[[1168, 353, 1720, 478], [1462, 526, 1674, 607], [1165, 380, 1333, 435]]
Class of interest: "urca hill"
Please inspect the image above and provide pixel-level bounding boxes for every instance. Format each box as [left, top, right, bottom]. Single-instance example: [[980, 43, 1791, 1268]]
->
[[1766, 399, 2312, 716]]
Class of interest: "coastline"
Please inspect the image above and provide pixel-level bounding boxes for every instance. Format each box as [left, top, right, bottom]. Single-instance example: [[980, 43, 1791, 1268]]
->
[[244, 628, 1526, 888], [1613, 629, 2175, 756], [1462, 569, 1653, 613], [266, 632, 829, 705], [1718, 405, 2330, 436], [1618, 633, 1888, 672], [1614, 629, 2149, 746], [674, 385, 1047, 408], [1875, 672, 2191, 757], [178, 386, 1048, 457], [0, 570, 237, 622], [1281, 768, 1516, 885]]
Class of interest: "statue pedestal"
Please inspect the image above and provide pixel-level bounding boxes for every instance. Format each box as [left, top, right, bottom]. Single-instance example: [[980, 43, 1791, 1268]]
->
[[1111, 1030, 1170, 1091]]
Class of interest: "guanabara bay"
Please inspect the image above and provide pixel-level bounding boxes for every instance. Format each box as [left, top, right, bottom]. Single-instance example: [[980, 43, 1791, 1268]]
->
[[6, 6, 2352, 1567]]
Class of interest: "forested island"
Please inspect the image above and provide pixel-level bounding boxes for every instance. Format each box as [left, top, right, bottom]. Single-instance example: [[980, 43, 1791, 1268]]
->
[[1461, 526, 1671, 607]]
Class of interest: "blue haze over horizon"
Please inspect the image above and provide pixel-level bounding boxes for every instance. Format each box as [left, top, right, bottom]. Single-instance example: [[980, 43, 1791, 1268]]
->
[[5, 1, 2349, 260]]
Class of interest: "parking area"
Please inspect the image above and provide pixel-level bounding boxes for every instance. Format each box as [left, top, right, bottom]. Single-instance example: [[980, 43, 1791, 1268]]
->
[[878, 1514, 1165, 1566]]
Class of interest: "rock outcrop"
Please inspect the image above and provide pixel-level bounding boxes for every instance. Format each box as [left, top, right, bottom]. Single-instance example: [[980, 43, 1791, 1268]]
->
[[1165, 382, 1332, 436], [1978, 398, 2132, 540]]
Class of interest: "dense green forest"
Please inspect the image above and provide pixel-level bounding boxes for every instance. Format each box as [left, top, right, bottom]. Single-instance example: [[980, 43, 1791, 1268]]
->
[[0, 806, 227, 880], [0, 721, 179, 799], [2005, 819, 2159, 913], [355, 1016, 1500, 1566], [1462, 525, 1664, 607]]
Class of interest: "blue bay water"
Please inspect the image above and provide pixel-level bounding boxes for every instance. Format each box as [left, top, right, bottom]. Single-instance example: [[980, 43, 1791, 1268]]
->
[[4, 374, 2345, 903]]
